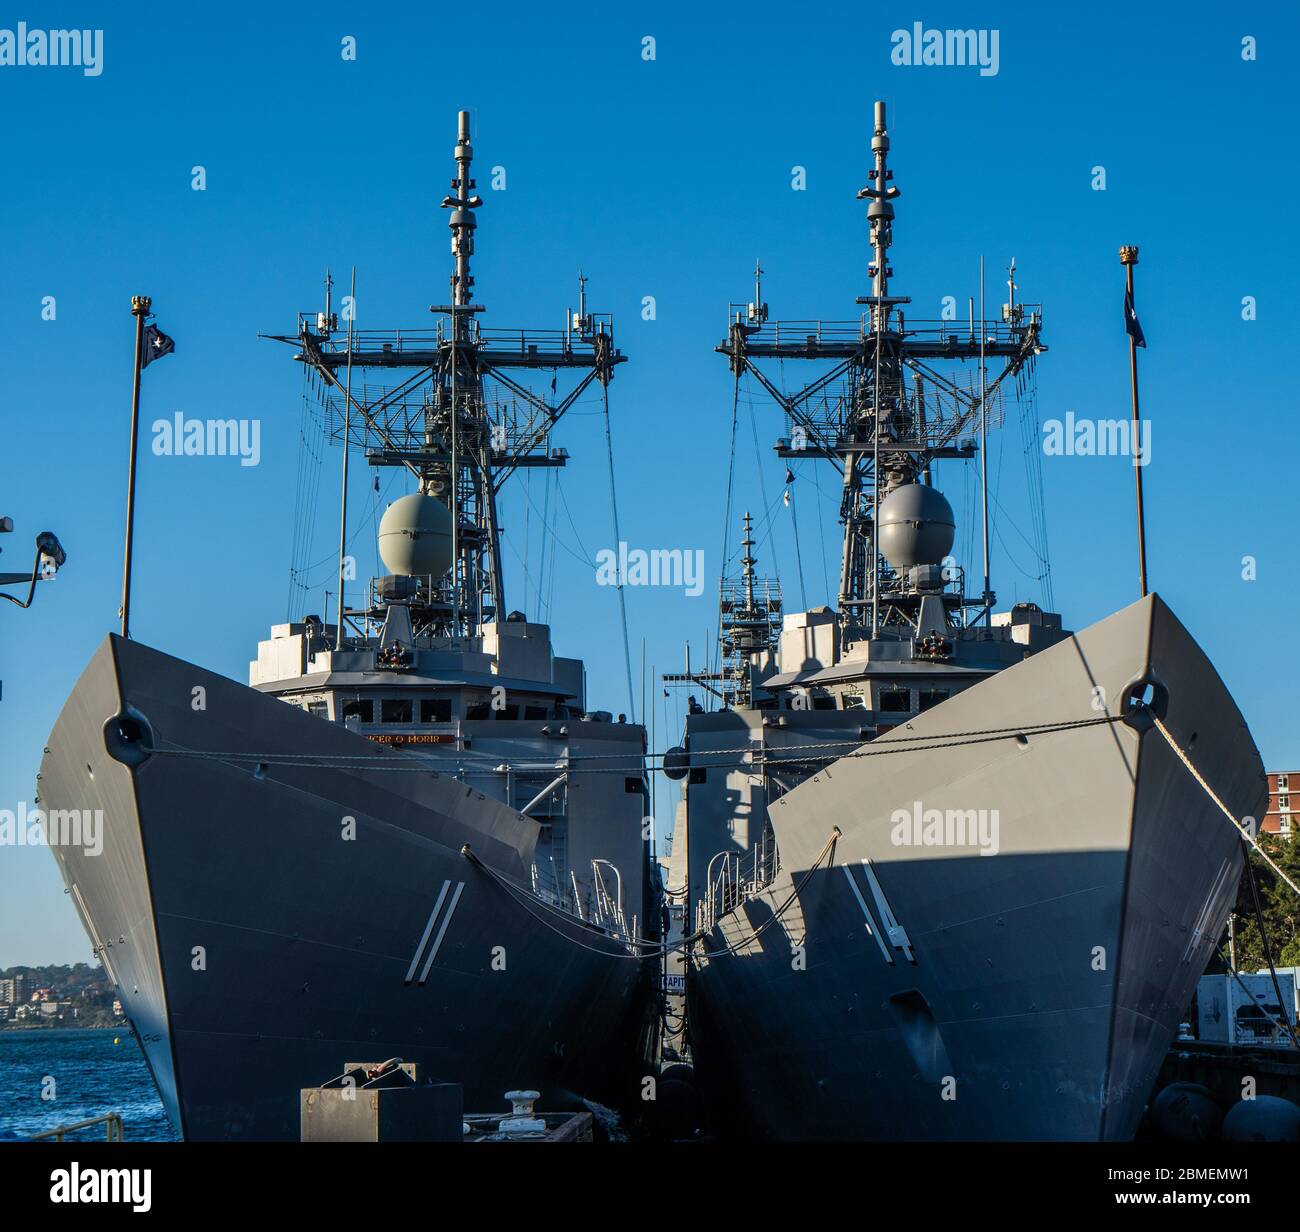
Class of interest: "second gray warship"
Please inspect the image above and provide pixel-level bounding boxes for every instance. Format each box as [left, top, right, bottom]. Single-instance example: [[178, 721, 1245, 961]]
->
[[664, 102, 1264, 1141], [37, 113, 659, 1140]]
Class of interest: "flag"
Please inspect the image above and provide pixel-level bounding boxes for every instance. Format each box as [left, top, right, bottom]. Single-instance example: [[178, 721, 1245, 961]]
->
[[141, 323, 175, 368], [1123, 286, 1146, 348], [784, 466, 794, 484], [783, 488, 791, 508]]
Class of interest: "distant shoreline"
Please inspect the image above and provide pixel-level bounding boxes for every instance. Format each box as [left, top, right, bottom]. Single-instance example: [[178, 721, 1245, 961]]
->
[[0, 1023, 128, 1033]]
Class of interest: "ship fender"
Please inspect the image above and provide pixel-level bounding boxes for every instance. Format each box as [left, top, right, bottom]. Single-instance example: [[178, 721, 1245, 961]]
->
[[1222, 1095, 1300, 1142], [1148, 1082, 1223, 1142]]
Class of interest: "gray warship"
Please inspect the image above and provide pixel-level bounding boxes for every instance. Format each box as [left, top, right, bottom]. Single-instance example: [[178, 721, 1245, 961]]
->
[[38, 113, 658, 1140], [664, 102, 1265, 1140]]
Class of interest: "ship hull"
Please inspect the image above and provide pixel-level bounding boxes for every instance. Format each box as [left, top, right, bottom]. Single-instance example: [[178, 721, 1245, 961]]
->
[[687, 595, 1263, 1140], [39, 636, 656, 1140]]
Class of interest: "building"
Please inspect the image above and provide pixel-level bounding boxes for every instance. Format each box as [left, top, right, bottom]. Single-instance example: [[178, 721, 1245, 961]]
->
[[0, 975, 26, 1005], [1263, 771, 1298, 838]]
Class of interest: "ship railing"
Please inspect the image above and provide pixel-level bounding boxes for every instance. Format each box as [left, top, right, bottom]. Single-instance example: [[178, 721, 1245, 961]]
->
[[299, 323, 613, 358], [734, 316, 1036, 349], [30, 1112, 124, 1142], [696, 833, 782, 933], [590, 859, 627, 938], [521, 860, 636, 944]]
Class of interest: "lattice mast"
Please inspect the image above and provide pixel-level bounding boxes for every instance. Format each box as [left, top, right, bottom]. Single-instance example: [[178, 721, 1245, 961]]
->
[[266, 111, 625, 642], [720, 100, 1045, 641], [720, 512, 782, 706]]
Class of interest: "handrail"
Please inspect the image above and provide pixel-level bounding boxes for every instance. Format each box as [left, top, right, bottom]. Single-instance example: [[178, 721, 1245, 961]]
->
[[31, 1112, 124, 1142], [696, 831, 782, 933], [590, 858, 626, 936]]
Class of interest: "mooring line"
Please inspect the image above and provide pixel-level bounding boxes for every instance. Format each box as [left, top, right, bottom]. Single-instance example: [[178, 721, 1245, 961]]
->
[[1151, 715, 1300, 901]]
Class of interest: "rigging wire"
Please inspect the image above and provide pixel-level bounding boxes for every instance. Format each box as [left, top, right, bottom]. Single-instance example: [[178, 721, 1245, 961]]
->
[[600, 380, 637, 722], [787, 464, 808, 610]]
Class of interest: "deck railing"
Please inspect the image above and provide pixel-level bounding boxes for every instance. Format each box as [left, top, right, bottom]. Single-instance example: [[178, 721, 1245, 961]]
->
[[30, 1112, 124, 1142]]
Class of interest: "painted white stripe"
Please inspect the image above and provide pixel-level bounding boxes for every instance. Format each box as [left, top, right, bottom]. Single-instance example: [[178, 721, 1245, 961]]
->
[[860, 859, 915, 963], [841, 865, 894, 965], [72, 883, 119, 987], [1184, 858, 1234, 964], [419, 881, 466, 984], [404, 880, 451, 985]]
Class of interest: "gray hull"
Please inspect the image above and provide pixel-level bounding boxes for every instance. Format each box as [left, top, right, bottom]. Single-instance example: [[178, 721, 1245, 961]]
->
[[688, 595, 1263, 1140], [39, 636, 656, 1140]]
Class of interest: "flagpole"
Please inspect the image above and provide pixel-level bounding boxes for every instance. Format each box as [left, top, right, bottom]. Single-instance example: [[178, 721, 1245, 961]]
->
[[335, 267, 356, 650], [1120, 245, 1148, 597], [120, 295, 150, 638]]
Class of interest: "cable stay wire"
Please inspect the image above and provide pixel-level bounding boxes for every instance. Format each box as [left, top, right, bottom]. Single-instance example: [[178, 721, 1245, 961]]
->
[[600, 380, 637, 723]]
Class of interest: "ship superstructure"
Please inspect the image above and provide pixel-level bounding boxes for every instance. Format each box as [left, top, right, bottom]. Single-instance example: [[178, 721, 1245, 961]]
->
[[667, 102, 1264, 1141], [39, 113, 659, 1140]]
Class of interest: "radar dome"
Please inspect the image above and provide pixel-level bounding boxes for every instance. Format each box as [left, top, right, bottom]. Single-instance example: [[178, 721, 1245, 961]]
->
[[877, 483, 955, 570], [378, 493, 454, 579]]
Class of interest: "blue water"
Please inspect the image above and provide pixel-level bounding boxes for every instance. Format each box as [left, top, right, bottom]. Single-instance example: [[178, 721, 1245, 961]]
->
[[0, 1028, 177, 1141]]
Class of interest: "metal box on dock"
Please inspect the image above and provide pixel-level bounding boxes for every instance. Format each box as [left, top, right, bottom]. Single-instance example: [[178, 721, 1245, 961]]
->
[[1197, 973, 1296, 1047], [300, 1061, 462, 1142]]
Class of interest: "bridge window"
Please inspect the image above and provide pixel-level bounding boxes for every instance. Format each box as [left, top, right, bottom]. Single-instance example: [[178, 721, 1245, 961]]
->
[[381, 698, 413, 723], [305, 700, 329, 720], [420, 698, 451, 723], [917, 688, 949, 713], [524, 705, 548, 720], [341, 698, 373, 724], [879, 687, 911, 713], [466, 700, 491, 720]]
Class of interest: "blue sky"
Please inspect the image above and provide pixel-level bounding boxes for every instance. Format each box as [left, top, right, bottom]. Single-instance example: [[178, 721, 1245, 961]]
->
[[1, 3, 1295, 965]]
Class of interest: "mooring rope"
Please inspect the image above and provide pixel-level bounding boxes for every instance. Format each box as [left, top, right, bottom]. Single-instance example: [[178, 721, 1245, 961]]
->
[[144, 712, 1125, 778], [1151, 715, 1300, 901], [460, 826, 841, 963]]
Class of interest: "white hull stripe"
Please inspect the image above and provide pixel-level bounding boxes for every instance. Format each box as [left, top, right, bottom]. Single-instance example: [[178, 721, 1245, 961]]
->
[[1184, 858, 1234, 964], [418, 881, 466, 985], [405, 880, 452, 984], [841, 865, 894, 965], [859, 859, 915, 964]]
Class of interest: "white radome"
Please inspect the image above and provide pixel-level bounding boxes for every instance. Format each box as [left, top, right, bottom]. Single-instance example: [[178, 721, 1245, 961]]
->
[[377, 492, 454, 578]]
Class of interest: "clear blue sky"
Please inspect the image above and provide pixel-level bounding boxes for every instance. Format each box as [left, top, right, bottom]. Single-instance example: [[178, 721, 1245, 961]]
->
[[2, 3, 1295, 965]]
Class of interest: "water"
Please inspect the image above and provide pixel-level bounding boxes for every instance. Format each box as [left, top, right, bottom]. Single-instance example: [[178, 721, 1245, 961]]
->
[[0, 1028, 177, 1141]]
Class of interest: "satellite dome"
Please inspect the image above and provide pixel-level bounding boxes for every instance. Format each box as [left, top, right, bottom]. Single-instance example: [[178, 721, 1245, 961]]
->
[[877, 483, 955, 570], [378, 493, 454, 579]]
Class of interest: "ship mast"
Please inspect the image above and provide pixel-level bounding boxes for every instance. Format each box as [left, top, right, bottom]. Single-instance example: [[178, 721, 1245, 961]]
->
[[719, 100, 1045, 644], [265, 111, 625, 643]]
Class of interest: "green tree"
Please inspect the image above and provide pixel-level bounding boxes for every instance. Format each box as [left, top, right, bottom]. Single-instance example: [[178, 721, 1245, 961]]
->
[[1228, 834, 1300, 972]]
